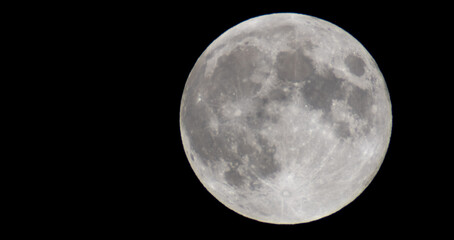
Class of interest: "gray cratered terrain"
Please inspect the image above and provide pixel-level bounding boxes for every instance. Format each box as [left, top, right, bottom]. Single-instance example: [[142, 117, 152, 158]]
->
[[180, 13, 392, 224]]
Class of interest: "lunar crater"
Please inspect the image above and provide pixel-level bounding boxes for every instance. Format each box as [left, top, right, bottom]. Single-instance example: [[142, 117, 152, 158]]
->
[[344, 54, 366, 77]]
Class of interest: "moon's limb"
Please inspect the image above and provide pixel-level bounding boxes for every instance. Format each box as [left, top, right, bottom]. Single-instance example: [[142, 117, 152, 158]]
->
[[180, 13, 392, 224]]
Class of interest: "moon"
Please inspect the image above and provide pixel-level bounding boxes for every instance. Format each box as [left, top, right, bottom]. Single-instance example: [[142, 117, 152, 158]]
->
[[180, 13, 392, 224]]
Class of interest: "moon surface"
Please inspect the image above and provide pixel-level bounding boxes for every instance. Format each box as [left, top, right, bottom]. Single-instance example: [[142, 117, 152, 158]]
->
[[180, 13, 392, 224]]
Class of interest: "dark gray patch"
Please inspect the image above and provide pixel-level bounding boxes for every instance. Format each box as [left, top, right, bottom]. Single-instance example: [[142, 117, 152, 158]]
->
[[300, 70, 345, 113], [276, 49, 314, 83], [246, 111, 266, 130], [250, 135, 280, 178], [208, 45, 263, 103], [345, 54, 365, 77], [247, 176, 262, 191], [256, 96, 269, 106], [224, 168, 244, 187], [254, 151, 280, 178], [268, 88, 288, 102], [304, 40, 315, 50], [335, 121, 351, 139], [268, 24, 295, 39], [245, 97, 280, 129], [347, 86, 371, 119], [181, 103, 213, 165], [237, 138, 256, 156], [215, 45, 258, 81]]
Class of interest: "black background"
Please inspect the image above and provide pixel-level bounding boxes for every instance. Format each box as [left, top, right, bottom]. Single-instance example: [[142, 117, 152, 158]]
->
[[30, 1, 448, 237]]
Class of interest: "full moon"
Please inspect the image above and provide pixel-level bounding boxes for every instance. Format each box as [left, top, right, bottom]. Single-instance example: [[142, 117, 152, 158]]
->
[[180, 13, 392, 224]]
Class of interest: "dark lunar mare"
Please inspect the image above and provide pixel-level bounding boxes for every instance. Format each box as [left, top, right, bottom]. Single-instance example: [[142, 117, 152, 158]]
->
[[181, 42, 283, 189], [273, 46, 375, 139]]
